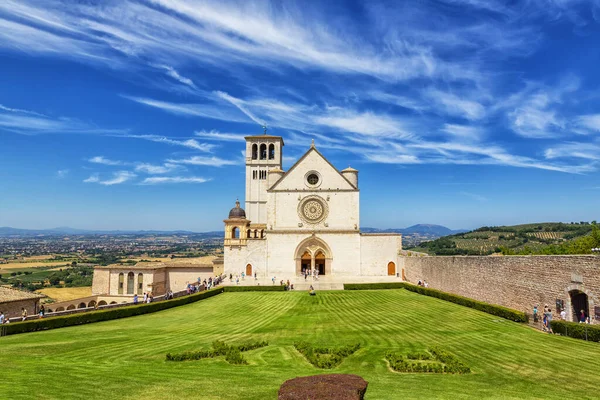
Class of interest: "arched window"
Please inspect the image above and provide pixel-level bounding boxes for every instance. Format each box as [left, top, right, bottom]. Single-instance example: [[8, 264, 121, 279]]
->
[[138, 273, 143, 295], [260, 144, 267, 159], [254, 229, 258, 238], [127, 272, 135, 295], [118, 273, 124, 294], [232, 227, 239, 239], [252, 144, 258, 160], [98, 301, 107, 306], [247, 229, 251, 238], [268, 144, 275, 159], [88, 300, 96, 308], [66, 304, 76, 310], [260, 229, 265, 238]]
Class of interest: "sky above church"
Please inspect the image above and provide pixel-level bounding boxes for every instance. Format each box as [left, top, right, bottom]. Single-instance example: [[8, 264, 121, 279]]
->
[[1, 0, 600, 231]]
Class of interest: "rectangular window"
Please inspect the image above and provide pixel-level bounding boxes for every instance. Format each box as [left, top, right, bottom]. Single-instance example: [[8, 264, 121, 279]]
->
[[253, 170, 257, 179]]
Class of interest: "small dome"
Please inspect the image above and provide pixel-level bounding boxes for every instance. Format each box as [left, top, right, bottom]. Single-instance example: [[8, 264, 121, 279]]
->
[[228, 200, 246, 219], [341, 166, 358, 173]]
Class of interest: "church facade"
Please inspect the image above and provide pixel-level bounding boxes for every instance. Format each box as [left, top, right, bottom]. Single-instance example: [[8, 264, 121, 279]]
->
[[223, 133, 402, 279]]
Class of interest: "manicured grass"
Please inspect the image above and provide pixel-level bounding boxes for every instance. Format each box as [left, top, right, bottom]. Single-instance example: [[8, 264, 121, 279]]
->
[[1, 290, 599, 399]]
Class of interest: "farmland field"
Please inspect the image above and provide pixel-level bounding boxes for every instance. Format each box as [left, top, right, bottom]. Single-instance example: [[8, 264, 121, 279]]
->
[[0, 261, 71, 273], [36, 286, 92, 302], [1, 290, 599, 399]]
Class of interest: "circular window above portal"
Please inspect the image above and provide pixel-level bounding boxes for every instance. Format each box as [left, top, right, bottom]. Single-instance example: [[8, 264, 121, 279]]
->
[[305, 171, 321, 188], [298, 195, 328, 224]]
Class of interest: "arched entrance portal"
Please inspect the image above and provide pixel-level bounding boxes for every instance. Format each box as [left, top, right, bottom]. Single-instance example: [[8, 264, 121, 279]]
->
[[570, 290, 589, 322], [246, 264, 252, 276], [294, 237, 333, 276], [315, 251, 326, 276], [387, 262, 396, 276]]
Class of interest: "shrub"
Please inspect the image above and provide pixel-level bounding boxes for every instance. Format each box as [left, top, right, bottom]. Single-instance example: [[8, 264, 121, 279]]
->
[[344, 283, 405, 290], [4, 288, 224, 336], [550, 320, 600, 342], [385, 347, 470, 374], [223, 285, 285, 292], [294, 342, 360, 369], [343, 283, 528, 323], [278, 374, 368, 400], [166, 340, 268, 364]]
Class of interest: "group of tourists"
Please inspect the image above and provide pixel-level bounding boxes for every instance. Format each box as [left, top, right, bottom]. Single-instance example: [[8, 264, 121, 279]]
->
[[417, 280, 429, 288], [302, 268, 320, 280], [534, 304, 593, 333], [230, 272, 257, 285]]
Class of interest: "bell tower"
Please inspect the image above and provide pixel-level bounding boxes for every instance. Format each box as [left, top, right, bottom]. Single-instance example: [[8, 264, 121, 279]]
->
[[244, 127, 284, 224]]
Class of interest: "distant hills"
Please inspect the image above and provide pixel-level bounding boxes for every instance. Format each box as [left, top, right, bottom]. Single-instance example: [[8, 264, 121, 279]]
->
[[362, 224, 467, 236], [0, 224, 465, 238], [409, 221, 598, 256]]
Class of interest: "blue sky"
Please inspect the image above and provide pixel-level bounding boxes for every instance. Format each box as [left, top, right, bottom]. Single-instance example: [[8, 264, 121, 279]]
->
[[1, 0, 599, 231]]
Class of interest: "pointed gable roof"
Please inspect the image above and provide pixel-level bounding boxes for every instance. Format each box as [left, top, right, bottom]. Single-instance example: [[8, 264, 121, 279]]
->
[[269, 145, 358, 191]]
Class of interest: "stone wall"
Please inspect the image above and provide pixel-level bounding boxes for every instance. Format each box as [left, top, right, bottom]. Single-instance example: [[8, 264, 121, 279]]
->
[[1, 298, 40, 319], [404, 255, 600, 323]]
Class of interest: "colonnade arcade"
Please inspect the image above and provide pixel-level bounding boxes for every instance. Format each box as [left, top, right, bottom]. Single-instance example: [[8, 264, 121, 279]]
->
[[294, 236, 332, 276]]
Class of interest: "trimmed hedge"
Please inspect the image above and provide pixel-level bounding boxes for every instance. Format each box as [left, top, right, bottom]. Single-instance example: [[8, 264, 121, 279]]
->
[[344, 283, 405, 290], [550, 320, 600, 342], [294, 341, 361, 369], [223, 285, 285, 292], [3, 288, 224, 336], [343, 282, 528, 323], [385, 347, 470, 374], [166, 340, 268, 364]]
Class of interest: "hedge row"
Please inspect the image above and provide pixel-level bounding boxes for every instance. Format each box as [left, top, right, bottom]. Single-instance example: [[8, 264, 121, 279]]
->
[[344, 283, 406, 290], [223, 285, 285, 292], [550, 320, 600, 342], [343, 283, 528, 323], [385, 347, 470, 374], [294, 341, 361, 369], [166, 340, 268, 364], [3, 288, 224, 336]]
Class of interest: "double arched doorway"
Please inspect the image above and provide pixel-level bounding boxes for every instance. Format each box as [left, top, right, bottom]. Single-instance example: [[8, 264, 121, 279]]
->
[[295, 237, 332, 276]]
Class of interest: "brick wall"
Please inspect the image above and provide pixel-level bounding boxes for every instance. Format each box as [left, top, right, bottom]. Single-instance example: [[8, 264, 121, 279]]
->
[[404, 255, 600, 323]]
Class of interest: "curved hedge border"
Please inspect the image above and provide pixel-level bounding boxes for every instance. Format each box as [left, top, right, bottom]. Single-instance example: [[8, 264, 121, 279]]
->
[[343, 283, 528, 323], [223, 285, 285, 292], [2, 288, 224, 336], [550, 320, 600, 342]]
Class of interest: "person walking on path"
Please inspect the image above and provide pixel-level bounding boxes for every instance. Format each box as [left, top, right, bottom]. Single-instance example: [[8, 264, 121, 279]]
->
[[0, 311, 5, 324], [133, 294, 138, 305], [560, 309, 566, 321], [543, 308, 553, 333], [580, 310, 587, 323], [21, 308, 27, 321], [533, 305, 539, 323]]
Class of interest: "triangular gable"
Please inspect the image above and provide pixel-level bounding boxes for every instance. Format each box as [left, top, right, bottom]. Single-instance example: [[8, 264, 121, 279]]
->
[[269, 146, 357, 191]]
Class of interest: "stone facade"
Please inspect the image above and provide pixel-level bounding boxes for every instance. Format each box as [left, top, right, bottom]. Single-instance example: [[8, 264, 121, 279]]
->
[[0, 298, 41, 319], [223, 135, 402, 279], [92, 257, 222, 297], [404, 255, 600, 323]]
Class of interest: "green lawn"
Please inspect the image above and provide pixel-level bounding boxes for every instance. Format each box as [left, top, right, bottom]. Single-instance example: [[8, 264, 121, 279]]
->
[[1, 290, 599, 399]]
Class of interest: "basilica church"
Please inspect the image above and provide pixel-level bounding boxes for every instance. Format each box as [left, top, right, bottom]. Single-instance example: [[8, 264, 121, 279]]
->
[[223, 133, 402, 279]]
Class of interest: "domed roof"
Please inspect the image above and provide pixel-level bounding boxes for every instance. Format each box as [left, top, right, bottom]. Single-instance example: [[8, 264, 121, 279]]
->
[[228, 200, 246, 219], [341, 166, 358, 173]]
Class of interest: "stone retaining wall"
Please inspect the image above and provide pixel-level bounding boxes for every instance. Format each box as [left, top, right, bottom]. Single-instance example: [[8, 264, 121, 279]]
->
[[404, 255, 600, 323]]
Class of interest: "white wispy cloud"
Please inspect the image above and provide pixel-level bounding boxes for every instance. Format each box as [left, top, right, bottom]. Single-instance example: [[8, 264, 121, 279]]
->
[[544, 142, 600, 160], [56, 169, 69, 178], [89, 156, 125, 166], [576, 114, 600, 133], [425, 89, 485, 121], [459, 191, 488, 202], [83, 171, 136, 185], [100, 171, 136, 186], [154, 64, 197, 89], [194, 130, 246, 141], [166, 156, 239, 167], [83, 174, 99, 183], [441, 124, 483, 141], [0, 103, 47, 117], [140, 176, 210, 185], [134, 163, 179, 174]]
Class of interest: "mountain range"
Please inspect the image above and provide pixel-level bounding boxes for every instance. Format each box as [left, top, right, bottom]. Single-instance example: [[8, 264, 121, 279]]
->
[[0, 224, 466, 237]]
